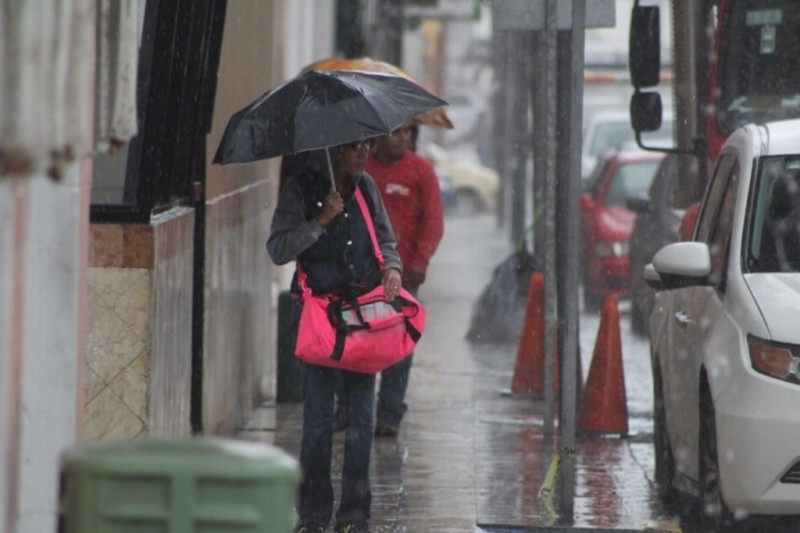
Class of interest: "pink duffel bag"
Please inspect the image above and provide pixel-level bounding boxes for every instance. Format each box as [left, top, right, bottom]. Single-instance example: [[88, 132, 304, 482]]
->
[[294, 185, 426, 373], [295, 284, 426, 374]]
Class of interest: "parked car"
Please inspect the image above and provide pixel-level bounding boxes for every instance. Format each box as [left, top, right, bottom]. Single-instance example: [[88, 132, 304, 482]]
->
[[625, 153, 685, 335], [582, 110, 673, 181], [646, 119, 800, 526], [580, 148, 665, 311], [434, 164, 456, 208], [424, 143, 499, 217]]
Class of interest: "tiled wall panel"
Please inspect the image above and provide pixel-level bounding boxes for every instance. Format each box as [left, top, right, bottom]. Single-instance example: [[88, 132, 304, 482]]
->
[[87, 208, 194, 439]]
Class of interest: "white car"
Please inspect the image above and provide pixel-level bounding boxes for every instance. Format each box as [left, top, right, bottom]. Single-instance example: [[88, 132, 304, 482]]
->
[[646, 119, 800, 526], [424, 143, 499, 216], [582, 110, 673, 181]]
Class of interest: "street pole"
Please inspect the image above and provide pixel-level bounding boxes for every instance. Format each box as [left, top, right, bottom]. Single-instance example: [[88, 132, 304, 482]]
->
[[556, 0, 586, 512], [493, 30, 509, 228], [374, 0, 404, 65], [531, 30, 546, 261], [542, 0, 558, 436], [509, 31, 530, 247]]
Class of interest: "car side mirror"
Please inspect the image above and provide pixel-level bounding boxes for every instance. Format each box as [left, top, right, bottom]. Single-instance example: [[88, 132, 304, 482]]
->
[[643, 263, 664, 291], [629, 3, 661, 88], [630, 93, 663, 133], [626, 195, 653, 214], [652, 242, 711, 289]]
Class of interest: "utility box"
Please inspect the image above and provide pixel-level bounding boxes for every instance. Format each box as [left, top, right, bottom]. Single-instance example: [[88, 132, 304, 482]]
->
[[59, 438, 300, 533]]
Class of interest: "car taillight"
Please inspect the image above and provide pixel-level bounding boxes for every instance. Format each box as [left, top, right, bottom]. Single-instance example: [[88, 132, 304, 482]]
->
[[595, 241, 628, 258], [748, 335, 800, 383]]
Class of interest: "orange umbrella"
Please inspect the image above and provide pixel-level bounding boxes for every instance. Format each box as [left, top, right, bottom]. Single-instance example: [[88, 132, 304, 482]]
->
[[301, 57, 454, 129]]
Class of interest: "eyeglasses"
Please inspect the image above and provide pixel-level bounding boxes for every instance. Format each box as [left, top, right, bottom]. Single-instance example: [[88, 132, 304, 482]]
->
[[343, 140, 373, 152]]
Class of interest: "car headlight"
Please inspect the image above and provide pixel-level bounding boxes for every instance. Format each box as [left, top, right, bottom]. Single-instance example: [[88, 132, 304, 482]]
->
[[595, 241, 629, 258], [748, 335, 800, 383]]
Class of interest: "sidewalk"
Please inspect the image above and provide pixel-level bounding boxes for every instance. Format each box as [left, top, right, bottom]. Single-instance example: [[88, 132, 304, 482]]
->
[[238, 213, 678, 532]]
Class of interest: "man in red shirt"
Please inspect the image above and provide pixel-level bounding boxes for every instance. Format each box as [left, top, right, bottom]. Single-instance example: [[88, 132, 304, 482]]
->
[[365, 122, 444, 437]]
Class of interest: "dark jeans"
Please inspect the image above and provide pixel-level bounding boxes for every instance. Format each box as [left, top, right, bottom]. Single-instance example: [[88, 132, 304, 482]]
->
[[376, 283, 419, 426], [298, 363, 375, 527]]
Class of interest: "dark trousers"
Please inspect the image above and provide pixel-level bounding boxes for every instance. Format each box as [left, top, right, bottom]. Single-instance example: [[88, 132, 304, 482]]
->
[[375, 283, 419, 426], [298, 363, 375, 527]]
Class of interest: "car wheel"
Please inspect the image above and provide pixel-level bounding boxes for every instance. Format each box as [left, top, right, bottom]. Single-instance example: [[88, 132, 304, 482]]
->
[[451, 188, 483, 217], [698, 381, 734, 530]]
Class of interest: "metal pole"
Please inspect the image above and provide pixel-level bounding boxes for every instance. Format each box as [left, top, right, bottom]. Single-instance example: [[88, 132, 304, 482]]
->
[[532, 31, 546, 255], [542, 0, 558, 434], [374, 0, 404, 65], [493, 30, 509, 228], [510, 31, 530, 247], [556, 0, 586, 512]]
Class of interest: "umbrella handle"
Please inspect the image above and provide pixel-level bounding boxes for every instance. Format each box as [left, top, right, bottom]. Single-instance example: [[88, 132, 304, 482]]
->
[[325, 147, 336, 192]]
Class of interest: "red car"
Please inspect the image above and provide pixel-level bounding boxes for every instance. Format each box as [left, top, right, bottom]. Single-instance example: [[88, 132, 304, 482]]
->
[[580, 148, 665, 312]]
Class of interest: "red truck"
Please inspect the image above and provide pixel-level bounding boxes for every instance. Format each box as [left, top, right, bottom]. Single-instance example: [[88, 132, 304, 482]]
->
[[629, 0, 800, 205]]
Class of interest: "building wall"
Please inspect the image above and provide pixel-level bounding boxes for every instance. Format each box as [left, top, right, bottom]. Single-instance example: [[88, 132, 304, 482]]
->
[[201, 0, 337, 434], [1, 2, 338, 529], [150, 208, 195, 435], [86, 208, 195, 440], [0, 178, 28, 533], [202, 183, 273, 434], [15, 163, 85, 533]]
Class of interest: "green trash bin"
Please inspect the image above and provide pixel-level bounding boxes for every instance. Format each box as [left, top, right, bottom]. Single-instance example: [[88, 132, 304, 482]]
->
[[59, 437, 300, 533]]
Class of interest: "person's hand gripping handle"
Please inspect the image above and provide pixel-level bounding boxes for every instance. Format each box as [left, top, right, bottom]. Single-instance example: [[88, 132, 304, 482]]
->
[[317, 189, 344, 228], [382, 268, 402, 301]]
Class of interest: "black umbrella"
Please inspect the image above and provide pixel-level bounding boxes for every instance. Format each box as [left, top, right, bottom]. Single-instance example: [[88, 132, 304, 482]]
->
[[213, 70, 448, 186]]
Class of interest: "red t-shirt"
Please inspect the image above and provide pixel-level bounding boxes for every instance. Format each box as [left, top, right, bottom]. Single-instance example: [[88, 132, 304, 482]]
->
[[365, 151, 444, 273]]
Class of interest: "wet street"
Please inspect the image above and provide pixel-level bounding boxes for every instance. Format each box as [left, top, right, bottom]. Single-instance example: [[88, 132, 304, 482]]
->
[[238, 213, 798, 532]]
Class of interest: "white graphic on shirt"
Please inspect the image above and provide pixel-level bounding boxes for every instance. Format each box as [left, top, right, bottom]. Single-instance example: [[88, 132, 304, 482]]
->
[[386, 183, 410, 196]]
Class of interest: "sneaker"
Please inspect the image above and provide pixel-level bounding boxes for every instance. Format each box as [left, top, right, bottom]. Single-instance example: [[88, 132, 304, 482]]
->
[[333, 407, 347, 433], [373, 420, 399, 438], [296, 524, 325, 533], [335, 523, 369, 533]]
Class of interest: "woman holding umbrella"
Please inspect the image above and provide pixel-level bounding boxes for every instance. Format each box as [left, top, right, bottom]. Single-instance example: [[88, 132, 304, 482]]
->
[[267, 140, 402, 533]]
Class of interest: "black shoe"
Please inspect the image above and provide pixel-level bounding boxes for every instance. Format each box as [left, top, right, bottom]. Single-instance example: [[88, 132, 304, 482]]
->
[[333, 407, 347, 433], [335, 523, 369, 533], [373, 420, 399, 438], [296, 524, 325, 533]]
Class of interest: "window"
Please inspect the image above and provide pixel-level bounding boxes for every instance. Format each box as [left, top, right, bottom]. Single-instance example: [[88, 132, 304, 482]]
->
[[604, 160, 661, 208], [717, 0, 800, 136], [90, 0, 226, 223], [696, 152, 739, 287], [747, 156, 800, 272]]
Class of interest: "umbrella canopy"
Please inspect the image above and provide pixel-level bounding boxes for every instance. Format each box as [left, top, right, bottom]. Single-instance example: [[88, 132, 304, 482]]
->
[[213, 69, 448, 166], [301, 57, 454, 129]]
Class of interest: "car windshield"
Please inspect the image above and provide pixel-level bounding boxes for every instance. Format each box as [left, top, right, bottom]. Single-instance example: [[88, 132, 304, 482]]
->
[[589, 121, 674, 158], [747, 155, 800, 272], [717, 1, 800, 136], [605, 160, 662, 208]]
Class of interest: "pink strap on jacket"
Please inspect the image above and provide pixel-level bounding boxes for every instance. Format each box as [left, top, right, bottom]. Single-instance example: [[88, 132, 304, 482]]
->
[[353, 186, 385, 267]]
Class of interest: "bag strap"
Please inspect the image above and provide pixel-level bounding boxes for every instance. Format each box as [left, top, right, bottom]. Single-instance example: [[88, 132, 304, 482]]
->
[[354, 186, 385, 267]]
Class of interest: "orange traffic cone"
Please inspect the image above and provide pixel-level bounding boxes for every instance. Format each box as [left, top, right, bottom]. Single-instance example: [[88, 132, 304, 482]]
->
[[578, 294, 628, 435], [511, 272, 559, 396]]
